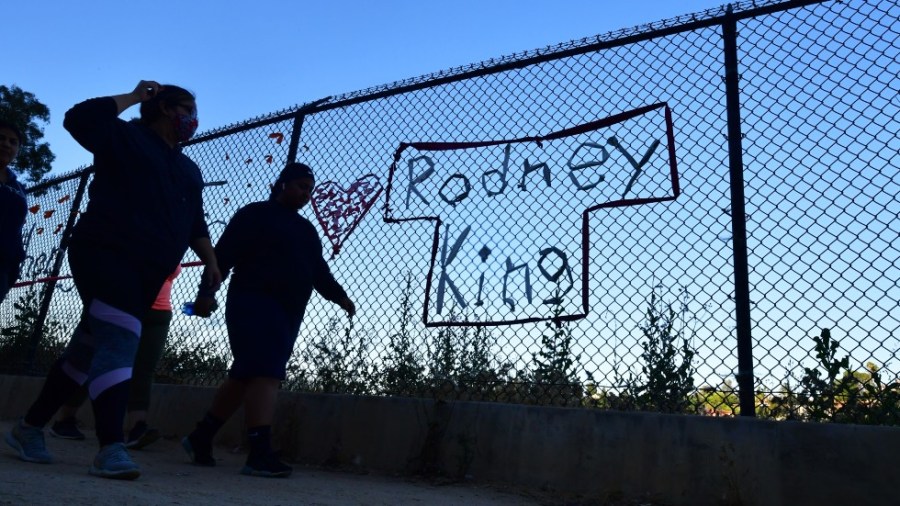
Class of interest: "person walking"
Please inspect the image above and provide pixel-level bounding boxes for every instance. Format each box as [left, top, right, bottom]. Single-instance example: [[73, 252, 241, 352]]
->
[[0, 118, 27, 305], [4, 81, 220, 480], [182, 162, 355, 478]]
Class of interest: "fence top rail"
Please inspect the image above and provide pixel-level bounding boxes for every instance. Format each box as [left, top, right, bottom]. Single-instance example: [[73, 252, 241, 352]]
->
[[27, 0, 827, 193], [170, 0, 829, 140]]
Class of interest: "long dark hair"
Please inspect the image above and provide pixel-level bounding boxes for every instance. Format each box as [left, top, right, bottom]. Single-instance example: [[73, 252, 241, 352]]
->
[[139, 85, 195, 124]]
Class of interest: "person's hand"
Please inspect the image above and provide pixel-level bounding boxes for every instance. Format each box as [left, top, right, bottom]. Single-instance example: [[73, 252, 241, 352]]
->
[[132, 80, 162, 102], [201, 264, 222, 293], [113, 80, 161, 114], [338, 297, 356, 319], [192, 295, 218, 318]]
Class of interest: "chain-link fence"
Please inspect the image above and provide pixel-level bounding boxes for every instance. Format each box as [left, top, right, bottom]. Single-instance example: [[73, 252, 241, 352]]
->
[[3, 0, 898, 422]]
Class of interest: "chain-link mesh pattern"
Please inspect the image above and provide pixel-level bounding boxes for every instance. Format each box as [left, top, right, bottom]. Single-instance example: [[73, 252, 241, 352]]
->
[[3, 0, 897, 420]]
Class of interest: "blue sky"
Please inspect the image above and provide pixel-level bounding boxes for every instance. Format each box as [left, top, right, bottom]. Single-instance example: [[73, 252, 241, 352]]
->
[[7, 0, 727, 178], [7, 0, 899, 391]]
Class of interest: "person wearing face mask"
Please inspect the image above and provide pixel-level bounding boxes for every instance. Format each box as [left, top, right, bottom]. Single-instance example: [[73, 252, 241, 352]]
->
[[3, 81, 221, 480], [0, 119, 27, 306]]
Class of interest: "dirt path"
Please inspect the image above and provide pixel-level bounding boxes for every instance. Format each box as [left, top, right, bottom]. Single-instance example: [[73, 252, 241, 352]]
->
[[0, 420, 538, 506]]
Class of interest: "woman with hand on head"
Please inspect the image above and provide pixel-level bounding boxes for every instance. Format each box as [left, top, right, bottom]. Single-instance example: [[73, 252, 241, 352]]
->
[[183, 162, 355, 478], [4, 80, 221, 480]]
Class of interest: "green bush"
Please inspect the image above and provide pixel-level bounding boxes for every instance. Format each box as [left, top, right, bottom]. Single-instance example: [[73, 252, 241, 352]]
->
[[292, 317, 373, 395], [0, 288, 67, 374], [378, 273, 428, 397], [766, 328, 900, 425], [593, 287, 696, 414], [528, 303, 583, 407], [155, 330, 230, 386], [425, 307, 514, 402]]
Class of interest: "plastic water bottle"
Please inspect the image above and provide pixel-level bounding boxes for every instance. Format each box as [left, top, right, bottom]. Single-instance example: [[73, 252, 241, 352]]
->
[[182, 300, 218, 316]]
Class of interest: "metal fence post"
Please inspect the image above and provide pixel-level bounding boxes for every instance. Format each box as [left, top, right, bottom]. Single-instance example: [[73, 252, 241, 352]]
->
[[287, 113, 305, 164], [25, 170, 91, 372], [722, 5, 755, 417]]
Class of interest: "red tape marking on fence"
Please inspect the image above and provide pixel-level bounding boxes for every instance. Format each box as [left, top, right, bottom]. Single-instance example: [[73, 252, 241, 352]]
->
[[11, 261, 205, 288]]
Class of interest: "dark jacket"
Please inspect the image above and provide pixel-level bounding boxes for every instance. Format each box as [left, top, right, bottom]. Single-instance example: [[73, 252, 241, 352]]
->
[[0, 169, 27, 277], [215, 200, 348, 318], [63, 97, 209, 271]]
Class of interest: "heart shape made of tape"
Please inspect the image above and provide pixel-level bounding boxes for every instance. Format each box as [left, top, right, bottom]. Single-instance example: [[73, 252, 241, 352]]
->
[[311, 174, 384, 258]]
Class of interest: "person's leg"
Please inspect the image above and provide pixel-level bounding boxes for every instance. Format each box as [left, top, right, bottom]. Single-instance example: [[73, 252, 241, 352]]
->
[[0, 268, 12, 306], [84, 300, 141, 446], [56, 387, 89, 420], [83, 298, 143, 479], [244, 377, 280, 427], [72, 247, 169, 480], [210, 378, 249, 420], [49, 386, 89, 440], [236, 295, 297, 477], [241, 377, 292, 477], [5, 317, 95, 463], [184, 291, 259, 467], [17, 240, 97, 434], [182, 377, 246, 466], [184, 290, 293, 478], [125, 309, 172, 449], [22, 313, 96, 427]]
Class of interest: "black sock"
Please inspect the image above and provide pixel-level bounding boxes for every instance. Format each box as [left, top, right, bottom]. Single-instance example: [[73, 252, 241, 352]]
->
[[247, 425, 272, 459], [192, 412, 225, 442], [24, 359, 83, 428], [92, 380, 131, 446]]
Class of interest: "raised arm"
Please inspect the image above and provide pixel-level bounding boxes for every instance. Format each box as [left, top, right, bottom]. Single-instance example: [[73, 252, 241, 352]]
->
[[63, 80, 162, 154], [110, 81, 161, 115]]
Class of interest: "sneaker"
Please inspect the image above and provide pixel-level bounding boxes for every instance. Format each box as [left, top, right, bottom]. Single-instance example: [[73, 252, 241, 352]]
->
[[50, 417, 86, 440], [89, 442, 141, 480], [241, 452, 292, 478], [125, 423, 160, 450], [181, 434, 215, 466], [4, 420, 54, 464]]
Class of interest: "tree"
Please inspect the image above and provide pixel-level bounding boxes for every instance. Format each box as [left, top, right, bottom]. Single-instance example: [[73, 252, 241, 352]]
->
[[0, 85, 55, 183]]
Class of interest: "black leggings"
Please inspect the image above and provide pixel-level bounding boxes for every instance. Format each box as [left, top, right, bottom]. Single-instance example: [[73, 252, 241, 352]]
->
[[62, 308, 173, 413]]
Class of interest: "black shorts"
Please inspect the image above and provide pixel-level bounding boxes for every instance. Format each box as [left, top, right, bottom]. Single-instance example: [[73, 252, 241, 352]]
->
[[225, 290, 303, 380]]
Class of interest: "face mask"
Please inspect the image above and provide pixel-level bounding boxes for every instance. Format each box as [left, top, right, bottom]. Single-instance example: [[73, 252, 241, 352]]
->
[[172, 111, 198, 142]]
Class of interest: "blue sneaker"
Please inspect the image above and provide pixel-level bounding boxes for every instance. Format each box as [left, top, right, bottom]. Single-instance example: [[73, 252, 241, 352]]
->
[[4, 420, 54, 464], [89, 442, 141, 480]]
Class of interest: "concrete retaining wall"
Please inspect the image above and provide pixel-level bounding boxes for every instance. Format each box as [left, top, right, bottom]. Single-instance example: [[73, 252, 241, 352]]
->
[[1, 375, 894, 505]]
